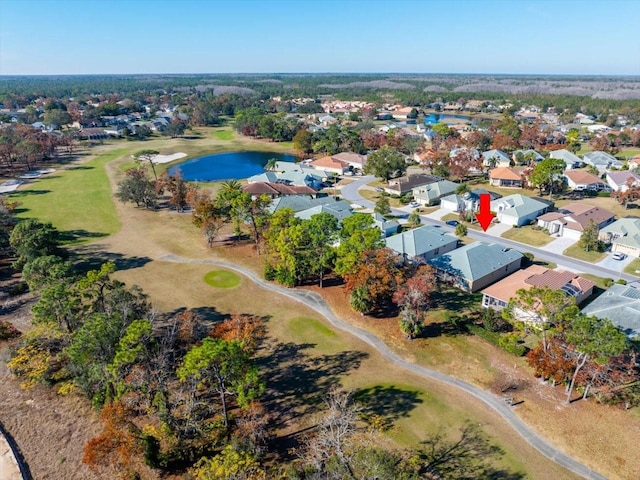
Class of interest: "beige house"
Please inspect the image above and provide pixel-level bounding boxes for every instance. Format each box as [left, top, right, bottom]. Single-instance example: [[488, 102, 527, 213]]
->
[[489, 167, 523, 188]]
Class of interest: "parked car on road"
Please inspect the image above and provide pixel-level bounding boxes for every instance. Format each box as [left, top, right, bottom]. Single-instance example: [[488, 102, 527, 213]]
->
[[445, 220, 459, 227]]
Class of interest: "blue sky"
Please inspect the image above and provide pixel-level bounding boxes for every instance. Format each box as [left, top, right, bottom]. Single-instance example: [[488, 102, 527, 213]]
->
[[1, 0, 639, 75]]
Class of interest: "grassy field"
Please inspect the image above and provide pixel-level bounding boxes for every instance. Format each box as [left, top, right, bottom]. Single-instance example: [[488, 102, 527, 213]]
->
[[211, 128, 235, 141], [10, 147, 125, 244], [563, 243, 607, 262], [501, 225, 554, 246], [5, 137, 638, 479], [441, 212, 482, 231], [204, 269, 241, 288]]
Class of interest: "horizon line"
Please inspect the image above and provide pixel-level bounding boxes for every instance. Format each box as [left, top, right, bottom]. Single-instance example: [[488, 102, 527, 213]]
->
[[1, 71, 639, 78]]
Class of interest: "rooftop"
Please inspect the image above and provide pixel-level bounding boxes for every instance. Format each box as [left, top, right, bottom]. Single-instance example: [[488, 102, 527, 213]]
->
[[581, 284, 640, 338], [429, 242, 523, 282], [386, 225, 457, 258]]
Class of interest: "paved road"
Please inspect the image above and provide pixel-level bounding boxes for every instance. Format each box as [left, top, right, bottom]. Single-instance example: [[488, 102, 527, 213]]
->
[[159, 253, 608, 480], [342, 176, 638, 283]]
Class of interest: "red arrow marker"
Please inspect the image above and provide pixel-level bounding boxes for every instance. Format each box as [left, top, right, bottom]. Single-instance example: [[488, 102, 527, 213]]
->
[[475, 193, 496, 232]]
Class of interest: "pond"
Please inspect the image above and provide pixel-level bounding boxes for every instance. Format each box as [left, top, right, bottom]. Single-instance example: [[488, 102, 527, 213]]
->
[[424, 113, 472, 125], [168, 151, 296, 181]]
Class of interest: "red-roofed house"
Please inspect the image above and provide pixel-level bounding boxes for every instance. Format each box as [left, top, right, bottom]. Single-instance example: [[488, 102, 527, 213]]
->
[[537, 203, 615, 239], [481, 265, 595, 323], [309, 156, 349, 175], [489, 167, 523, 188]]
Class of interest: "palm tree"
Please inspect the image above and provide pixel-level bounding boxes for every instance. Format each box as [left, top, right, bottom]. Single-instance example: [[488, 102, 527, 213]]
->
[[265, 158, 278, 172]]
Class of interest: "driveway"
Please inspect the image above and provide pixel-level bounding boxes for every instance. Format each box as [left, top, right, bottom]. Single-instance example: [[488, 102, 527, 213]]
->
[[539, 236, 578, 255], [423, 208, 452, 221], [596, 252, 635, 274], [486, 222, 511, 236]]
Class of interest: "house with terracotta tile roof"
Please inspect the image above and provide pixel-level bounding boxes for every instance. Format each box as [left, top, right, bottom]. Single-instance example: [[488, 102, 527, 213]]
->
[[331, 152, 367, 170], [489, 167, 523, 188], [536, 203, 615, 240], [481, 265, 595, 321], [563, 170, 610, 192], [309, 156, 349, 175]]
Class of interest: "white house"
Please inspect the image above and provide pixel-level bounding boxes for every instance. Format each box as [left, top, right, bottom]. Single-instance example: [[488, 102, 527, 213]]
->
[[606, 171, 640, 192], [490, 194, 550, 227]]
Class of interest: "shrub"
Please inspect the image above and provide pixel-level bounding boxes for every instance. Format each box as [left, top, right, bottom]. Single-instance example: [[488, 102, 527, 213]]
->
[[603, 278, 615, 287], [0, 320, 21, 341], [597, 191, 611, 197], [498, 332, 527, 356], [616, 279, 627, 285]]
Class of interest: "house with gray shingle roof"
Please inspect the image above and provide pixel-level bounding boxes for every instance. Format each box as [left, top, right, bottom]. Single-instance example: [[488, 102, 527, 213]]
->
[[490, 194, 551, 227], [512, 149, 544, 164], [411, 178, 458, 206], [386, 225, 458, 263], [600, 218, 640, 258], [582, 151, 623, 174], [428, 242, 524, 293], [269, 195, 340, 214], [549, 149, 581, 170], [294, 200, 353, 224], [581, 283, 640, 338], [482, 149, 511, 168], [373, 213, 399, 237]]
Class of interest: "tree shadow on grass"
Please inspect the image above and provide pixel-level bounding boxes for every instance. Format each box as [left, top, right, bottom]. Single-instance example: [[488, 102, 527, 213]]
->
[[352, 384, 423, 429], [8, 189, 51, 197], [259, 339, 368, 454], [59, 229, 110, 244], [432, 287, 482, 312], [71, 245, 152, 273]]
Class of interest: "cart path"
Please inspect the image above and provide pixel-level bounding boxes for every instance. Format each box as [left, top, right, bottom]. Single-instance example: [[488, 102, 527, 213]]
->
[[158, 253, 607, 480]]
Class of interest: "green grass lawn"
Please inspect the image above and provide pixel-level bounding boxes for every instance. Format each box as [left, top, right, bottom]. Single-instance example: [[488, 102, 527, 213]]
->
[[563, 243, 606, 263], [211, 128, 235, 141], [577, 273, 613, 290], [10, 148, 125, 244], [204, 269, 242, 288], [624, 257, 640, 276], [440, 212, 482, 231], [501, 226, 553, 247]]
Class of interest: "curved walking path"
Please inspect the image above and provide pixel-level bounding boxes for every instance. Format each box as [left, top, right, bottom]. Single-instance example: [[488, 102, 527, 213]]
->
[[0, 422, 30, 480], [159, 253, 607, 480]]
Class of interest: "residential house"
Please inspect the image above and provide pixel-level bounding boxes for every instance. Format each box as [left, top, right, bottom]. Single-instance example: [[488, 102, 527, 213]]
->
[[295, 200, 353, 224], [582, 151, 623, 174], [440, 189, 501, 213], [242, 182, 317, 199], [372, 213, 399, 237], [549, 149, 581, 170], [581, 284, 640, 338], [512, 149, 544, 164], [606, 171, 640, 192], [482, 149, 511, 168], [331, 152, 367, 170], [481, 265, 595, 316], [600, 218, 640, 258], [268, 195, 342, 214], [536, 203, 615, 239], [564, 170, 610, 192], [428, 242, 523, 293], [489, 167, 523, 188], [385, 173, 441, 196], [411, 178, 458, 206], [490, 194, 551, 227], [309, 156, 349, 175], [386, 225, 458, 263]]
